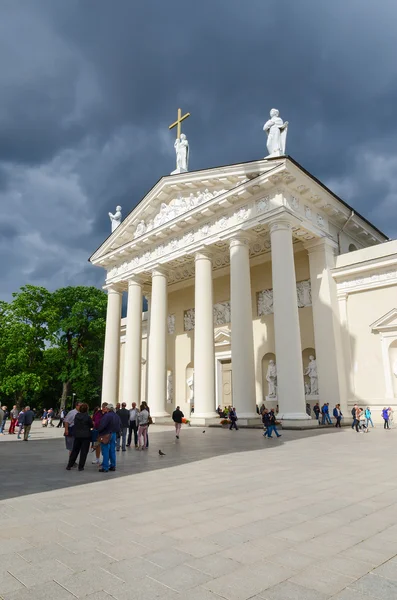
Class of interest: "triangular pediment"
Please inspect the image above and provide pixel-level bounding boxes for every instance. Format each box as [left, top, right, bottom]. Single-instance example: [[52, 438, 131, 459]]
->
[[214, 328, 231, 346], [371, 308, 397, 332], [90, 157, 286, 264]]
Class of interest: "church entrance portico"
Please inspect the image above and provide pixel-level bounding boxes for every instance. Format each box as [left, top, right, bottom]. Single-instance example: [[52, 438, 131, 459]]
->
[[91, 150, 386, 428]]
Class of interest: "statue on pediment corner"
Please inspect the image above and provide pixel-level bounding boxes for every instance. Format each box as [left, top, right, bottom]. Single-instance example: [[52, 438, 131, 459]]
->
[[109, 205, 122, 232], [263, 108, 288, 158]]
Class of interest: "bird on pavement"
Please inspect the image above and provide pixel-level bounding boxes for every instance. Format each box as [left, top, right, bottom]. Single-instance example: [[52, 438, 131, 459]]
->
[[159, 450, 166, 456], [202, 430, 206, 433]]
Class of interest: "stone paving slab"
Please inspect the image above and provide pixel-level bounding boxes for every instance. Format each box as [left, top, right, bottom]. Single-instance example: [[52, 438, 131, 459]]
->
[[1, 424, 397, 599]]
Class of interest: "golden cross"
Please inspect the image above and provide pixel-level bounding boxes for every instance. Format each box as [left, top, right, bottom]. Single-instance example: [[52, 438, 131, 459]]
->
[[169, 107, 190, 139]]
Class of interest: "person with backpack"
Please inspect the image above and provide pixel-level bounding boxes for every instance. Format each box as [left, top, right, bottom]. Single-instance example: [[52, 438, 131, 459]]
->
[[365, 407, 374, 428], [229, 407, 238, 431], [267, 409, 282, 438], [172, 406, 184, 439], [382, 407, 390, 430]]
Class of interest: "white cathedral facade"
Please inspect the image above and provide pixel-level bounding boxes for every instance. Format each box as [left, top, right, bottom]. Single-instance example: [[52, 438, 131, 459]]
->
[[90, 154, 397, 427]]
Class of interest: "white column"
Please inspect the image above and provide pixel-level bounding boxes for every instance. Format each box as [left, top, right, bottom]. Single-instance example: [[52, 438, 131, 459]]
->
[[270, 219, 309, 421], [306, 238, 348, 413], [192, 251, 217, 420], [123, 278, 143, 406], [101, 286, 123, 404], [147, 269, 169, 417], [230, 236, 258, 419]]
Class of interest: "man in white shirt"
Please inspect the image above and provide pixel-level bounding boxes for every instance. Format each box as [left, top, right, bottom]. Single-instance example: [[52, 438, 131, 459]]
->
[[64, 403, 81, 454], [126, 402, 139, 448]]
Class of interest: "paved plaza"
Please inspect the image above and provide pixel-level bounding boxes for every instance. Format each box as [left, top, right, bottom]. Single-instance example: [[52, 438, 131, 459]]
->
[[1, 423, 397, 599]]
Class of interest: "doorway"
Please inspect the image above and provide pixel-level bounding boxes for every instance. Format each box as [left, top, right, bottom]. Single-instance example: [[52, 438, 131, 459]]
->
[[221, 360, 233, 408]]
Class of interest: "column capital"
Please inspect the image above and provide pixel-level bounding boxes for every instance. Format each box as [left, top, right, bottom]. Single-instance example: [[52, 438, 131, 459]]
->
[[229, 234, 251, 249], [103, 283, 123, 295], [126, 276, 144, 288], [195, 248, 213, 261], [268, 216, 295, 234], [151, 266, 168, 278], [304, 237, 338, 254]]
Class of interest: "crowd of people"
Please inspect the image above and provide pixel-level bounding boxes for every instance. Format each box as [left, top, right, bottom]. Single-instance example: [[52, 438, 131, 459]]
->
[[0, 405, 35, 440]]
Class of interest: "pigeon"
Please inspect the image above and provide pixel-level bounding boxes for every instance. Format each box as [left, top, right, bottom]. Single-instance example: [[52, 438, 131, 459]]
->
[[202, 430, 206, 433], [159, 450, 166, 456]]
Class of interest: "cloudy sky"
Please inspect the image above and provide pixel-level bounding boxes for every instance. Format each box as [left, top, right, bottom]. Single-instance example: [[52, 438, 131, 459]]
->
[[1, 0, 397, 300]]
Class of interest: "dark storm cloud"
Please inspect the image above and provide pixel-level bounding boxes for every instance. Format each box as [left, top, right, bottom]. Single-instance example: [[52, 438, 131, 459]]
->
[[0, 0, 396, 299]]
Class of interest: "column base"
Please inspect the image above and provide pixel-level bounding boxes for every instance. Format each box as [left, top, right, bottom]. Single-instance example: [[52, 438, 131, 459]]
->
[[151, 412, 171, 424], [190, 413, 218, 427], [279, 412, 316, 430]]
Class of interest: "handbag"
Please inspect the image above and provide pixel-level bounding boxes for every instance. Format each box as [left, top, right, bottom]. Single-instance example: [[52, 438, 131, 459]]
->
[[147, 416, 153, 425], [99, 433, 111, 445]]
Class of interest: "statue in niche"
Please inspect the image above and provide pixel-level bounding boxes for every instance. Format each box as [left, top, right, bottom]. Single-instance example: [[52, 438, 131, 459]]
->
[[393, 359, 397, 378], [187, 372, 194, 402], [304, 355, 318, 395], [108, 206, 122, 232], [263, 108, 288, 157], [174, 133, 189, 171], [304, 382, 311, 396], [167, 372, 173, 403], [266, 360, 277, 398]]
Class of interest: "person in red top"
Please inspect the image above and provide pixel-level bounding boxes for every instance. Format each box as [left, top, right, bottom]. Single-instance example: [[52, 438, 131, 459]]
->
[[91, 403, 107, 465]]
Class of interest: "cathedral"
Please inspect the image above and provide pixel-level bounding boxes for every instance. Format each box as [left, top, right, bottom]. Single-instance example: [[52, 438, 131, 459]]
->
[[90, 110, 397, 426]]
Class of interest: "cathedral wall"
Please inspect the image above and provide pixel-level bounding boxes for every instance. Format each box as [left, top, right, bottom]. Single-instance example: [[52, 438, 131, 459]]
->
[[346, 286, 396, 414]]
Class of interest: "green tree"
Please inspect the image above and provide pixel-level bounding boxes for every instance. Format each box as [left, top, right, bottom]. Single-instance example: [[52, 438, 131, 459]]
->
[[0, 285, 51, 405], [48, 286, 107, 409]]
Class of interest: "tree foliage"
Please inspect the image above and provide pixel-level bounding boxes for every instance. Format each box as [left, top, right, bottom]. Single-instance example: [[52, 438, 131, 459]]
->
[[0, 285, 107, 410]]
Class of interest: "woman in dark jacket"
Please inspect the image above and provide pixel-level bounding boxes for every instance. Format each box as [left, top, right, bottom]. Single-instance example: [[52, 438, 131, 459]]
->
[[66, 403, 93, 471]]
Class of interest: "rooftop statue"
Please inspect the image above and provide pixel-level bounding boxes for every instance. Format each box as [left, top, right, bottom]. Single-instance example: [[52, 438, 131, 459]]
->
[[263, 108, 288, 157]]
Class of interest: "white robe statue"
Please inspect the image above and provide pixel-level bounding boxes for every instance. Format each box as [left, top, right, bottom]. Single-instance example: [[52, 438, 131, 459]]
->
[[174, 133, 189, 172], [304, 356, 318, 396], [187, 372, 194, 402], [263, 108, 288, 157], [266, 360, 277, 398], [108, 206, 122, 232]]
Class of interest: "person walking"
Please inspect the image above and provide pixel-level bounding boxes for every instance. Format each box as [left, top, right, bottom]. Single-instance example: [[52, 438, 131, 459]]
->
[[0, 406, 8, 434], [355, 407, 364, 432], [388, 407, 394, 428], [351, 404, 358, 430], [116, 402, 129, 452], [16, 410, 25, 439], [57, 409, 65, 428], [267, 409, 282, 438], [47, 408, 55, 427], [137, 403, 149, 450], [22, 406, 35, 441], [229, 407, 238, 430], [8, 405, 19, 434], [313, 402, 320, 423], [64, 402, 81, 457], [365, 407, 374, 428], [127, 402, 139, 448], [262, 408, 271, 437], [98, 404, 121, 472], [66, 403, 93, 471], [172, 406, 184, 439], [91, 404, 107, 465], [382, 407, 390, 429], [333, 404, 343, 428], [322, 403, 332, 425]]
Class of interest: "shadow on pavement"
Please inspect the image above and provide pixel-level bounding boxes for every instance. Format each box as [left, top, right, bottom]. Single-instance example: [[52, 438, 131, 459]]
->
[[0, 425, 342, 501]]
